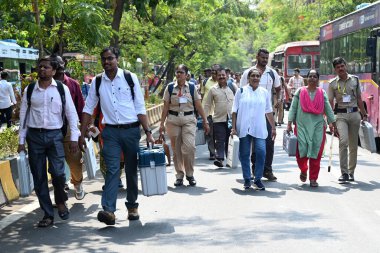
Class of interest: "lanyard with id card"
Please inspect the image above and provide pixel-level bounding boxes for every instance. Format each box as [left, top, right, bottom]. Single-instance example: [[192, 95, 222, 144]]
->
[[178, 87, 188, 104], [342, 94, 351, 103], [338, 80, 351, 103]]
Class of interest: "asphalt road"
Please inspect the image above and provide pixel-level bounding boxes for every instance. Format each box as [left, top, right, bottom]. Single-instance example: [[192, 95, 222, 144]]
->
[[1, 116, 380, 253]]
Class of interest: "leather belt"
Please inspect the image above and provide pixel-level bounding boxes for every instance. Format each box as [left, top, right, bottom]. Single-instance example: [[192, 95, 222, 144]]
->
[[335, 107, 358, 113], [168, 110, 193, 116], [29, 128, 60, 132], [105, 121, 140, 129]]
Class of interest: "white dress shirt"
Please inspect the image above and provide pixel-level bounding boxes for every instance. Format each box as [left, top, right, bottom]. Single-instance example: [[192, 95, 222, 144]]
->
[[0, 80, 17, 109], [232, 86, 272, 139], [83, 68, 146, 124], [19, 79, 80, 144], [240, 66, 281, 102]]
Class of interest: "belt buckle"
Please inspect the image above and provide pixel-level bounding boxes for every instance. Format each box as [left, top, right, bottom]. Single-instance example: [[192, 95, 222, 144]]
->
[[347, 107, 353, 113], [178, 111, 184, 117]]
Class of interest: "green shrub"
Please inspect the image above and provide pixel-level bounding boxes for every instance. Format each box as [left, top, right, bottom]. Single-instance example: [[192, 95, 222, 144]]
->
[[0, 127, 19, 160]]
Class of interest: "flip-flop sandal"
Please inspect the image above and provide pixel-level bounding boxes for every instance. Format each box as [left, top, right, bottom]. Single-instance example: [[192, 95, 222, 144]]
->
[[58, 208, 70, 220], [300, 172, 307, 182], [37, 217, 54, 228]]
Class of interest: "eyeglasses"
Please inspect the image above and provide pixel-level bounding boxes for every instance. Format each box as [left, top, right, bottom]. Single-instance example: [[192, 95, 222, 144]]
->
[[308, 75, 318, 78], [249, 74, 261, 78], [101, 56, 116, 62], [176, 70, 185, 74]]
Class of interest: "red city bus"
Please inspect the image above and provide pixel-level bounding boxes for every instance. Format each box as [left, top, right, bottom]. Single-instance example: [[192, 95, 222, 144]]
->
[[270, 41, 320, 82], [319, 1, 380, 149]]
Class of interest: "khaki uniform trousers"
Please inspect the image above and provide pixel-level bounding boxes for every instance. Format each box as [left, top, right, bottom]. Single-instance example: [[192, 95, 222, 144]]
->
[[166, 114, 196, 179], [63, 128, 83, 185], [336, 111, 361, 175]]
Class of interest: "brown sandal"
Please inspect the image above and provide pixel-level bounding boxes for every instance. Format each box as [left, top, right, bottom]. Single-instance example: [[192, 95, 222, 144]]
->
[[300, 172, 307, 182], [37, 217, 54, 228]]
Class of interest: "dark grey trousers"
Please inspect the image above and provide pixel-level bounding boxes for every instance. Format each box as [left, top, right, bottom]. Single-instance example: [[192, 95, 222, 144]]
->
[[206, 116, 215, 157], [213, 122, 230, 161], [26, 128, 67, 219]]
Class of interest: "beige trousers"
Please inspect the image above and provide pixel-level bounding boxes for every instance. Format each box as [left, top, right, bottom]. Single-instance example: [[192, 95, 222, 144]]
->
[[63, 128, 83, 185], [166, 114, 196, 179], [336, 111, 361, 175]]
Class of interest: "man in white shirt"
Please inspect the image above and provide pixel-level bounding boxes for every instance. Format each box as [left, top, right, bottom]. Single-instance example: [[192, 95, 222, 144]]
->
[[288, 68, 305, 96], [79, 47, 154, 226], [0, 71, 17, 128], [18, 56, 81, 227], [240, 48, 281, 181]]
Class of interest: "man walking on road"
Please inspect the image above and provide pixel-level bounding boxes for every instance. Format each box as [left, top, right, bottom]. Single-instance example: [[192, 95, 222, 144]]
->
[[79, 47, 154, 226], [202, 64, 220, 160], [53, 56, 86, 200], [288, 68, 305, 97], [0, 71, 17, 128], [203, 68, 234, 167], [18, 56, 80, 227], [240, 48, 281, 181], [328, 57, 368, 183]]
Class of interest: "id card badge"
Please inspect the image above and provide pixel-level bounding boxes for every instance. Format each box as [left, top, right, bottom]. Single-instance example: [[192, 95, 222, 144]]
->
[[343, 94, 351, 103], [179, 96, 188, 104]]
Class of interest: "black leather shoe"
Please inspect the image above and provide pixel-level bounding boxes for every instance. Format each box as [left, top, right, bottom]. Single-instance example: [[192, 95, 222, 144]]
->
[[214, 159, 223, 168], [263, 172, 277, 181], [186, 176, 197, 186], [349, 174, 355, 182], [338, 174, 349, 182], [174, 178, 183, 187]]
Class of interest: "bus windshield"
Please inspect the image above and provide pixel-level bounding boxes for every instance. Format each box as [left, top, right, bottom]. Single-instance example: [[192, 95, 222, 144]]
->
[[287, 55, 312, 76]]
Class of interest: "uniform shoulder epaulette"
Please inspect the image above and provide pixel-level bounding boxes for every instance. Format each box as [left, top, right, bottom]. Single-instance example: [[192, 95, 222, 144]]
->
[[328, 77, 338, 84]]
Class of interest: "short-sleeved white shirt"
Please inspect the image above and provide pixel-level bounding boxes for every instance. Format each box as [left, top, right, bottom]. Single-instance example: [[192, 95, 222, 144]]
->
[[232, 86, 272, 139]]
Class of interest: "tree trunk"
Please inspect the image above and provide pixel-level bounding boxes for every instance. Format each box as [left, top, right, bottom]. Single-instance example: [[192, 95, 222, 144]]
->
[[110, 0, 125, 48], [32, 0, 44, 56]]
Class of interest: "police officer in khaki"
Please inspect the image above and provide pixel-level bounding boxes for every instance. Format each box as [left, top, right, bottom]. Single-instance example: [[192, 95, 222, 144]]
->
[[328, 57, 368, 183], [159, 64, 209, 187]]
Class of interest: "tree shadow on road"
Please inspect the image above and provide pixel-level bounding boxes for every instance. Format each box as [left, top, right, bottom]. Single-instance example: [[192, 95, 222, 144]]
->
[[168, 185, 217, 196]]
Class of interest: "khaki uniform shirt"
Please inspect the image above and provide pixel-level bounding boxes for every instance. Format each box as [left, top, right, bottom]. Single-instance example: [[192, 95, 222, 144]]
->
[[328, 74, 361, 109], [202, 78, 218, 107], [163, 81, 201, 112], [203, 84, 234, 123]]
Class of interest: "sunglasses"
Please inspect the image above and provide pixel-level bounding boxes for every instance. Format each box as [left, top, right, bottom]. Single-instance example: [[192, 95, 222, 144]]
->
[[308, 75, 318, 78], [249, 74, 261, 78]]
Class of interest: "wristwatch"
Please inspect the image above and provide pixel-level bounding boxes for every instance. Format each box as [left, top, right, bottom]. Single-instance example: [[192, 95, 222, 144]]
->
[[144, 128, 152, 135]]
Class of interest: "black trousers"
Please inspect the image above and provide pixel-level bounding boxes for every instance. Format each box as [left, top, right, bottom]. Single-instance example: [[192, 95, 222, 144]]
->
[[213, 122, 230, 161], [251, 118, 274, 174], [27, 128, 67, 219], [0, 106, 12, 128]]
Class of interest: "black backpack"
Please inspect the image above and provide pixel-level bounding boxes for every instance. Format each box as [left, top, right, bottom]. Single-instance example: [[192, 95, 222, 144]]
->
[[24, 81, 68, 136]]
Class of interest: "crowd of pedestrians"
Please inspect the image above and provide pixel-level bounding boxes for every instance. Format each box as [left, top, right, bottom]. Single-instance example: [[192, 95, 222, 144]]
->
[[1, 46, 368, 228]]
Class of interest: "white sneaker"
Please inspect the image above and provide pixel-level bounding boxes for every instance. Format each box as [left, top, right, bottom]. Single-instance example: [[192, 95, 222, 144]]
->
[[74, 183, 85, 200]]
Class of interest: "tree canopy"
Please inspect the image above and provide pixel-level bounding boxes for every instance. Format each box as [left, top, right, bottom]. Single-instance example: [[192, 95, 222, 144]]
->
[[1, 0, 377, 80]]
